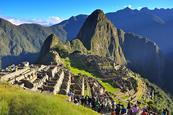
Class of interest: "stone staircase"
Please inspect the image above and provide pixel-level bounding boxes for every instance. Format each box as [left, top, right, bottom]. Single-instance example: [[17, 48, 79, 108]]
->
[[59, 70, 71, 95], [70, 75, 83, 95], [41, 70, 64, 94], [32, 73, 48, 91]]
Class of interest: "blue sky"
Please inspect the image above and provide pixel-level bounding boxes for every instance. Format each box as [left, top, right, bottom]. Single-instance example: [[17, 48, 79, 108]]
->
[[0, 0, 173, 25]]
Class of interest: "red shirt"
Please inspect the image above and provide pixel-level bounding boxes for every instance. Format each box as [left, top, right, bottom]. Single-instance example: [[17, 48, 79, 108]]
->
[[141, 112, 148, 115]]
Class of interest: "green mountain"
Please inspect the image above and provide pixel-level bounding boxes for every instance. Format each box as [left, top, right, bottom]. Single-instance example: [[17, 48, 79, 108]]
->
[[77, 9, 126, 65], [37, 10, 173, 113], [0, 18, 66, 68], [38, 34, 87, 64]]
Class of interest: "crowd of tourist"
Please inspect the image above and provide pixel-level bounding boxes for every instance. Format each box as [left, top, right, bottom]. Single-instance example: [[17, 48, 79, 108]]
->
[[67, 92, 112, 113], [111, 101, 155, 115], [67, 92, 170, 115], [111, 101, 170, 115]]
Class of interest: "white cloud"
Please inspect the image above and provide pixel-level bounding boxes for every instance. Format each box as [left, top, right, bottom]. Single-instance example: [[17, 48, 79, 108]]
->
[[124, 4, 132, 9], [128, 5, 132, 8], [0, 16, 63, 26], [48, 16, 62, 25], [137, 7, 142, 10]]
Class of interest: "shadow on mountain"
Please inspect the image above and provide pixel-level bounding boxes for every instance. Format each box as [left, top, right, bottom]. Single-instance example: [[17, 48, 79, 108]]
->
[[1, 52, 39, 69], [162, 52, 173, 94]]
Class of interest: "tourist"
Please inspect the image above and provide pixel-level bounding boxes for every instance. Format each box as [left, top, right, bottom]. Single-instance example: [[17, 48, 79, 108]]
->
[[121, 105, 127, 115], [95, 99, 100, 112], [112, 100, 115, 110], [67, 91, 71, 102], [127, 101, 131, 109], [74, 96, 78, 104], [80, 96, 85, 105], [100, 103, 104, 113], [88, 96, 92, 107], [131, 104, 139, 115], [115, 104, 121, 115], [127, 101, 132, 115], [165, 108, 170, 115], [111, 109, 116, 115], [141, 108, 148, 115], [67, 91, 74, 102], [162, 109, 167, 115], [127, 108, 133, 115], [91, 96, 96, 109]]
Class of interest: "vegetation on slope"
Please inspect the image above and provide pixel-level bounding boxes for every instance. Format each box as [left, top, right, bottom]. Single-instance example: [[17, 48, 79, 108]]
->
[[63, 57, 119, 94], [0, 82, 98, 115], [62, 57, 173, 113]]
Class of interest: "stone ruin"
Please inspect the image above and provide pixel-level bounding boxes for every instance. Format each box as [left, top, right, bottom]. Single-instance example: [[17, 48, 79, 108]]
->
[[0, 62, 113, 103]]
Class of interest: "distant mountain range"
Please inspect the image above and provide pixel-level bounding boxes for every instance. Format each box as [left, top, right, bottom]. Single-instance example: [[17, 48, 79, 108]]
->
[[56, 7, 173, 53], [1, 7, 173, 61]]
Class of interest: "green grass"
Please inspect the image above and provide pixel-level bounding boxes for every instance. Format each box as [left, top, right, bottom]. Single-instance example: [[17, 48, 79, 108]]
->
[[97, 80, 120, 93], [63, 58, 119, 94], [0, 82, 98, 115], [84, 82, 92, 96]]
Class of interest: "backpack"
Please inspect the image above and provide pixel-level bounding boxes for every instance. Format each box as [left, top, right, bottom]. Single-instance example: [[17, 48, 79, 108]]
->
[[121, 108, 126, 114]]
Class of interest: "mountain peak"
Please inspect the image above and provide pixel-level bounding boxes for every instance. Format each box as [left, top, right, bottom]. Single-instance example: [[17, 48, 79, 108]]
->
[[88, 9, 106, 22], [46, 34, 60, 48], [47, 33, 57, 39], [38, 34, 60, 58], [77, 9, 126, 65], [121, 7, 133, 12], [92, 9, 104, 15], [0, 18, 16, 29], [140, 7, 150, 12], [77, 9, 109, 50], [124, 7, 132, 10]]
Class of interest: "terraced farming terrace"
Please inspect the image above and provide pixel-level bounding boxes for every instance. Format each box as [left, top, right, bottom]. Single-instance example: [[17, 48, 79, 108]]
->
[[0, 59, 173, 114]]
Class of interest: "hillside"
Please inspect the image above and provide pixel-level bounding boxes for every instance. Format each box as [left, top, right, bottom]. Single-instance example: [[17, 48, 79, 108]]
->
[[0, 18, 66, 68], [36, 9, 165, 94], [65, 54, 173, 111], [0, 83, 98, 115]]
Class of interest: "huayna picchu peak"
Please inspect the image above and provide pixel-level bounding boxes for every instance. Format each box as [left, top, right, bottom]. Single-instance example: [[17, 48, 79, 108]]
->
[[77, 9, 126, 65], [87, 9, 106, 21], [0, 5, 173, 115]]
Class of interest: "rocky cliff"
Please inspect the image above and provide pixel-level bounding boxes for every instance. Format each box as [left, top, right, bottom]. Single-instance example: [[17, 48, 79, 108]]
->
[[120, 32, 164, 85], [77, 9, 126, 65]]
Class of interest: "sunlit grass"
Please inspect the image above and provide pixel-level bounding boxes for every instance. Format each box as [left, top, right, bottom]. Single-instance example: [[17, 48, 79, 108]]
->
[[63, 58, 119, 94], [0, 82, 98, 115]]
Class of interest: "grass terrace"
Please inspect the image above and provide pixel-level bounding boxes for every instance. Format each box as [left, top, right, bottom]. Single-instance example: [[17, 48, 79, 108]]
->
[[0, 82, 98, 115]]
